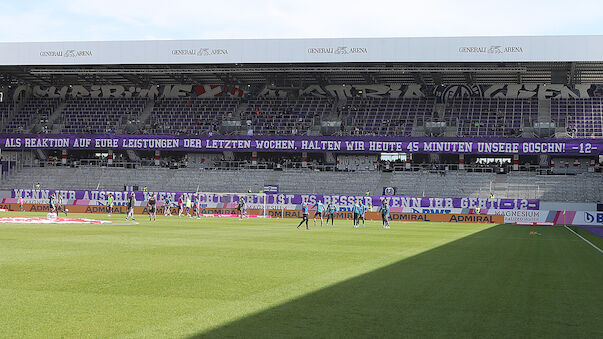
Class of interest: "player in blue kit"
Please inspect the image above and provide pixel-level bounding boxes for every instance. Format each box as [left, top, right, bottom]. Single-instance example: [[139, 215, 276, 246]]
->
[[313, 200, 325, 226], [326, 202, 336, 226], [297, 197, 310, 230], [352, 200, 361, 228], [359, 201, 366, 227], [380, 201, 390, 229]]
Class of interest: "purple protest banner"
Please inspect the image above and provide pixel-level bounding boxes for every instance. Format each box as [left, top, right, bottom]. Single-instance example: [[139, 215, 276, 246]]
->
[[11, 189, 540, 210], [0, 133, 601, 155]]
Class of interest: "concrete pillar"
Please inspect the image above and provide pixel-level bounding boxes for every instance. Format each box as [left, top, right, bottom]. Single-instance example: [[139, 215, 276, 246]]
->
[[107, 150, 113, 165], [61, 149, 67, 165], [459, 154, 465, 170], [252, 151, 258, 166], [154, 150, 160, 166], [405, 154, 412, 170], [513, 154, 519, 171], [301, 152, 308, 168]]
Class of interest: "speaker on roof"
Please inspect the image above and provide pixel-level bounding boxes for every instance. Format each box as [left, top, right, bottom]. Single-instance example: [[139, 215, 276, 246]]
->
[[551, 70, 567, 84]]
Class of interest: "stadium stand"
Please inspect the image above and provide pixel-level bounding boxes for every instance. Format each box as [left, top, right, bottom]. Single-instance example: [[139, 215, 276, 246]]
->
[[148, 97, 238, 135], [0, 37, 602, 210], [445, 98, 538, 137], [0, 101, 13, 127], [244, 97, 331, 135], [339, 98, 434, 136], [1, 166, 600, 202], [60, 98, 146, 134], [551, 98, 603, 137], [2, 98, 60, 133], [0, 96, 601, 137]]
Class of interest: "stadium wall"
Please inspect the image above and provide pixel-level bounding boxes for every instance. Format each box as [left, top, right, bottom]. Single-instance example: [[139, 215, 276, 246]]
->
[[0, 203, 506, 224], [2, 189, 602, 225], [2, 203, 601, 226]]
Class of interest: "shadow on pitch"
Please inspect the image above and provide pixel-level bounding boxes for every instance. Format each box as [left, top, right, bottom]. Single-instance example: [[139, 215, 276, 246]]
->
[[190, 224, 601, 338]]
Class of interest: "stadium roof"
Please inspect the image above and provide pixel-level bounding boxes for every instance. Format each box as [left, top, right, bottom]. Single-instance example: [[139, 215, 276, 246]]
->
[[1, 35, 603, 87]]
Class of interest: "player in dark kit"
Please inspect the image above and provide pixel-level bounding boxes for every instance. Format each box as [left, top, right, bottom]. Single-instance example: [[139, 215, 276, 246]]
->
[[177, 196, 184, 217], [126, 193, 136, 221], [237, 197, 248, 219], [191, 196, 198, 218], [297, 197, 310, 230], [48, 193, 56, 213], [147, 193, 157, 222]]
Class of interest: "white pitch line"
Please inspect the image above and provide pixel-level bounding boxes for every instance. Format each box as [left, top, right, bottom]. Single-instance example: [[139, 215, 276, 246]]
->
[[564, 225, 603, 253]]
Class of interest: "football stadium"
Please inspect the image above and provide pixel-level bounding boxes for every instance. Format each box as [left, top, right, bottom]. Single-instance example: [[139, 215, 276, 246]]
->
[[0, 35, 602, 337]]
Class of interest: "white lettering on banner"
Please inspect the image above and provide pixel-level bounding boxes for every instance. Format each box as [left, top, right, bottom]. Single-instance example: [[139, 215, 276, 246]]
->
[[522, 143, 565, 153], [476, 142, 519, 153], [94, 139, 119, 148], [206, 139, 252, 150], [183, 139, 203, 149], [256, 140, 296, 150], [369, 141, 404, 152], [5, 138, 21, 147], [423, 142, 474, 153], [344, 141, 365, 151], [73, 138, 91, 148], [12, 189, 75, 201], [301, 140, 321, 150], [23, 138, 69, 148], [121, 139, 179, 149]]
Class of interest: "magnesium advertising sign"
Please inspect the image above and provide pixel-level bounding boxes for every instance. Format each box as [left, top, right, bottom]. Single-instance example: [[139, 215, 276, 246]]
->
[[1, 134, 601, 155]]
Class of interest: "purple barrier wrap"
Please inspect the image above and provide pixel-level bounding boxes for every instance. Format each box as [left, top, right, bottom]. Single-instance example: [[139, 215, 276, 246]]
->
[[0, 133, 601, 155], [11, 189, 540, 210]]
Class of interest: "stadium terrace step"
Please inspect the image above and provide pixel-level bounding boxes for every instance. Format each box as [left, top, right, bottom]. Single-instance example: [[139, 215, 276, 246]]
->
[[1, 167, 600, 202]]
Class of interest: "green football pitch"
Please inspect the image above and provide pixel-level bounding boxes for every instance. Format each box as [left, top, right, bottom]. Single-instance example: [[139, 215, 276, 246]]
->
[[0, 212, 601, 338]]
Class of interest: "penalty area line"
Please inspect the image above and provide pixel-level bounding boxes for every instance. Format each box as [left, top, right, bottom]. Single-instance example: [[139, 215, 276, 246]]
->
[[563, 225, 603, 253]]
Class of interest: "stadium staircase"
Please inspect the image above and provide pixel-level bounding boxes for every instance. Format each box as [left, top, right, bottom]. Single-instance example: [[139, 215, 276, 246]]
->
[[538, 99, 552, 122], [136, 99, 156, 131]]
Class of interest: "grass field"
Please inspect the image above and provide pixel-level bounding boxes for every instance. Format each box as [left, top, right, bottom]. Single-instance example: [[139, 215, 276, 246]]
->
[[0, 212, 601, 338]]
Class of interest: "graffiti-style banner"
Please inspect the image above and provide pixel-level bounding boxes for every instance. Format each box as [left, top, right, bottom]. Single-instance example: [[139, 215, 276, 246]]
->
[[1, 134, 601, 155], [8, 84, 603, 101], [10, 189, 540, 210]]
